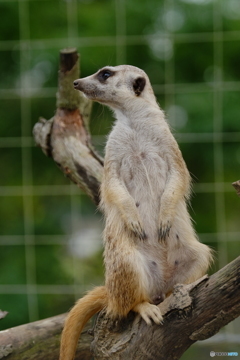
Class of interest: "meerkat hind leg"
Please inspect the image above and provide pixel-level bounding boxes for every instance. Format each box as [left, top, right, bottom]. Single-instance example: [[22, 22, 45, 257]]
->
[[133, 302, 163, 325]]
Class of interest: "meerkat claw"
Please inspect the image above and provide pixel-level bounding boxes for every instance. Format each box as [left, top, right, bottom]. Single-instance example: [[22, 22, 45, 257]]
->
[[134, 302, 163, 325], [158, 222, 171, 241], [130, 221, 147, 240], [138, 229, 147, 240]]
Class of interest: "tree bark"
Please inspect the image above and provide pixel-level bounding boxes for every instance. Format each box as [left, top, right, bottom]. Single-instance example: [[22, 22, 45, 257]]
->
[[0, 314, 92, 360], [0, 256, 239, 360], [33, 48, 103, 205]]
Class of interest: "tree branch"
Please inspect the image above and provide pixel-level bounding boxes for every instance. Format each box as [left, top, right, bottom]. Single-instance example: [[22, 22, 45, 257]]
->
[[33, 48, 103, 205], [0, 257, 239, 359], [91, 255, 240, 360], [0, 314, 92, 360]]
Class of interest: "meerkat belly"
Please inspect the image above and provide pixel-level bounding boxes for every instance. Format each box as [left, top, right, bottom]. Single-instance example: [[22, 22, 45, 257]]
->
[[120, 147, 168, 239], [137, 243, 167, 304]]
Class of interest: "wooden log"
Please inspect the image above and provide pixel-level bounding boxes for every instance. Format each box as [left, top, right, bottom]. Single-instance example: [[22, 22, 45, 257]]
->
[[0, 314, 92, 360]]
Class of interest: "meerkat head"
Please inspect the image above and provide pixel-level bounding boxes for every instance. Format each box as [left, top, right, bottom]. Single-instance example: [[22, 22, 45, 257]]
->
[[73, 65, 156, 110]]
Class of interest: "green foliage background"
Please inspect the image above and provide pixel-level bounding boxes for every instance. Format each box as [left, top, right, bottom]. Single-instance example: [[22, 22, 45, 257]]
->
[[0, 0, 240, 358]]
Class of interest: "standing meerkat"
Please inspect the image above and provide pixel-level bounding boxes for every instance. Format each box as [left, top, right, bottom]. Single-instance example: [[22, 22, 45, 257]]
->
[[59, 65, 213, 360]]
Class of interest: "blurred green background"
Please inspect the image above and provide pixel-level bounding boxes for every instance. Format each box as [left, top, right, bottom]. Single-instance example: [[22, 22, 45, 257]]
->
[[0, 0, 240, 358]]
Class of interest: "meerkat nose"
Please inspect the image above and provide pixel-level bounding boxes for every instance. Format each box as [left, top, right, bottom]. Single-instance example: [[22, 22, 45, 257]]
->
[[73, 80, 79, 88]]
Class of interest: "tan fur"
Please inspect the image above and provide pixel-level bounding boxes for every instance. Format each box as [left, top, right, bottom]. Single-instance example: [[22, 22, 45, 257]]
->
[[60, 65, 213, 359]]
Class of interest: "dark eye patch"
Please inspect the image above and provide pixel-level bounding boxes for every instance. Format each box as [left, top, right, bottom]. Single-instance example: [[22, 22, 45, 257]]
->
[[97, 69, 114, 82]]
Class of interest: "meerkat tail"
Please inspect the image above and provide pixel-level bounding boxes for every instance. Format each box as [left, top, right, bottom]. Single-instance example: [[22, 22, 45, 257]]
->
[[59, 286, 108, 360]]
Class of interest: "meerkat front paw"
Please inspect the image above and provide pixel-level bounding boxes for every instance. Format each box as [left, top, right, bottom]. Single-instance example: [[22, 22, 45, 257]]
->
[[129, 219, 147, 240], [158, 220, 171, 241], [121, 207, 146, 239], [158, 204, 175, 241]]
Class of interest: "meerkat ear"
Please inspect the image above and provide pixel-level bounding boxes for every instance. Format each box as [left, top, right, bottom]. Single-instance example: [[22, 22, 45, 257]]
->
[[133, 77, 146, 96]]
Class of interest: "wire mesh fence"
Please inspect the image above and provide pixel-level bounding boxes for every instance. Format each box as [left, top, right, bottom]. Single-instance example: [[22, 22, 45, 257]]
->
[[0, 0, 239, 356]]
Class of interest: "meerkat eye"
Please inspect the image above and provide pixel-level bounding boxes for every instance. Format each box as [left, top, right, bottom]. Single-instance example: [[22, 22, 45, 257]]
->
[[102, 71, 111, 80], [98, 69, 113, 82]]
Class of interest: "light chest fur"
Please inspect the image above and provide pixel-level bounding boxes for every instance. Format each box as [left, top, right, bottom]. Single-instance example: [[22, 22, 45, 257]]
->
[[102, 101, 199, 303]]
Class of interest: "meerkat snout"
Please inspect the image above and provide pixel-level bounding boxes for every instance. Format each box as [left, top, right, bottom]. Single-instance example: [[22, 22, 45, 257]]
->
[[73, 79, 87, 93], [73, 80, 81, 90]]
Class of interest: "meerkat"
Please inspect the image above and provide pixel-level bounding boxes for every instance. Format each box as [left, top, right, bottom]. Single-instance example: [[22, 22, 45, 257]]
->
[[59, 65, 213, 360]]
